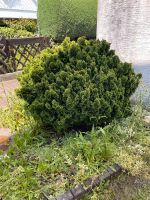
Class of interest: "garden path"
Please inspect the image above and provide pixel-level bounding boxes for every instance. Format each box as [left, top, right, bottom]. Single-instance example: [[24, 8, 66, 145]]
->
[[0, 79, 19, 107], [0, 79, 19, 150]]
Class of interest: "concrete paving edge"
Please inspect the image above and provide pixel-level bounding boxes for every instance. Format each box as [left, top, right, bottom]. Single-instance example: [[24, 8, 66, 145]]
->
[[0, 71, 22, 82], [48, 164, 122, 200]]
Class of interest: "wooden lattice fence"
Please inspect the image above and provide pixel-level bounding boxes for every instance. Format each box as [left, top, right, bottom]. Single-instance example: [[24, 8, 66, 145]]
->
[[0, 37, 51, 74]]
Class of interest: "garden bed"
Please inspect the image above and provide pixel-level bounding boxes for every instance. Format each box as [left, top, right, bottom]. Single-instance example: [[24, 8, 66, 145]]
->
[[0, 37, 149, 199], [0, 95, 149, 199]]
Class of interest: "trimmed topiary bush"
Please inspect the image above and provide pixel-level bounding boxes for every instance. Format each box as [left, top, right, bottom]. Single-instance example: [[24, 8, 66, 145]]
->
[[17, 37, 141, 133], [38, 0, 97, 41]]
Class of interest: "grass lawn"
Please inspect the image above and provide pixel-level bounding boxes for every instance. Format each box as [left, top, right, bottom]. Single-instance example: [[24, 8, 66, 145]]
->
[[0, 95, 150, 199]]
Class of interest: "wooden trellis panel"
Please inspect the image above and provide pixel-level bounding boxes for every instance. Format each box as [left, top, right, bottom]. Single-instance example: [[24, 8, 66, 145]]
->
[[0, 37, 51, 74], [0, 37, 10, 74]]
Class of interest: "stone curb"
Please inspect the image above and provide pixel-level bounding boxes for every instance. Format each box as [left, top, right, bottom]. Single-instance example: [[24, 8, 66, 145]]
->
[[49, 164, 122, 200], [0, 71, 22, 82], [143, 116, 150, 128]]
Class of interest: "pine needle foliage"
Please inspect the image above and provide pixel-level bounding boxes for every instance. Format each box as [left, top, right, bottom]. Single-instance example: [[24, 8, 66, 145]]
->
[[17, 37, 141, 133]]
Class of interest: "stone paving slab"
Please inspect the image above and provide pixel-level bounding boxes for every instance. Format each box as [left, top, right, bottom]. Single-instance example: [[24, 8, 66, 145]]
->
[[0, 128, 11, 151], [0, 79, 18, 151], [0, 128, 11, 136], [0, 79, 19, 107], [0, 71, 21, 82]]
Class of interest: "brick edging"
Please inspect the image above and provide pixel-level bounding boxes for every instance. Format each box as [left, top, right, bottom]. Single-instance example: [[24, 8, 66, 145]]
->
[[0, 71, 22, 82], [49, 164, 122, 200]]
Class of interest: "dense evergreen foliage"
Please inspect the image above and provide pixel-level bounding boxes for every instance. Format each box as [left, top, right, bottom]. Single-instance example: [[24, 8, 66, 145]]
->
[[38, 0, 97, 40], [17, 37, 141, 133]]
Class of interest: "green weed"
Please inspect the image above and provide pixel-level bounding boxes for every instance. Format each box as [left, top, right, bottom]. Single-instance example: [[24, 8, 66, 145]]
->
[[0, 95, 149, 199]]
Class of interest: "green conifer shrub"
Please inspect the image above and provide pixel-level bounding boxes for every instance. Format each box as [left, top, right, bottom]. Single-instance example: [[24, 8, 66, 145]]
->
[[17, 37, 141, 133]]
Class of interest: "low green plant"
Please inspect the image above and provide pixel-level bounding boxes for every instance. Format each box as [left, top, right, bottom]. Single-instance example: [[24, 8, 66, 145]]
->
[[0, 126, 115, 199], [0, 27, 33, 38], [133, 186, 150, 200], [17, 37, 141, 133], [3, 19, 37, 33], [0, 93, 34, 132], [0, 99, 149, 199], [106, 105, 150, 178]]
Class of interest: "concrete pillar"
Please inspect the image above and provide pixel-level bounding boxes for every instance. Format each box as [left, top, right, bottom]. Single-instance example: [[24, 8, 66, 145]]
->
[[96, 0, 150, 64]]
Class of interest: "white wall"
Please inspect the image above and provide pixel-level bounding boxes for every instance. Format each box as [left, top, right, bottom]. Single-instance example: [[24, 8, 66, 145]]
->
[[97, 0, 150, 64], [0, 0, 37, 19]]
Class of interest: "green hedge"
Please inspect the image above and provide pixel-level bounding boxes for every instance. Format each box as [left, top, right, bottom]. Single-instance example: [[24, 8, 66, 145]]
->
[[2, 19, 37, 33], [38, 0, 97, 41], [17, 37, 141, 133], [0, 27, 33, 39]]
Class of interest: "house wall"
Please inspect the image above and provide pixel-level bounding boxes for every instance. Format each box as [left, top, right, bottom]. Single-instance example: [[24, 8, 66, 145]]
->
[[0, 0, 37, 19]]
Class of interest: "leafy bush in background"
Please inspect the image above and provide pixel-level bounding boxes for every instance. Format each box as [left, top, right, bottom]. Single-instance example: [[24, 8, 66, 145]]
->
[[0, 19, 37, 38], [17, 37, 141, 133], [0, 19, 7, 27], [38, 0, 97, 40], [0, 19, 37, 33], [0, 27, 33, 38]]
